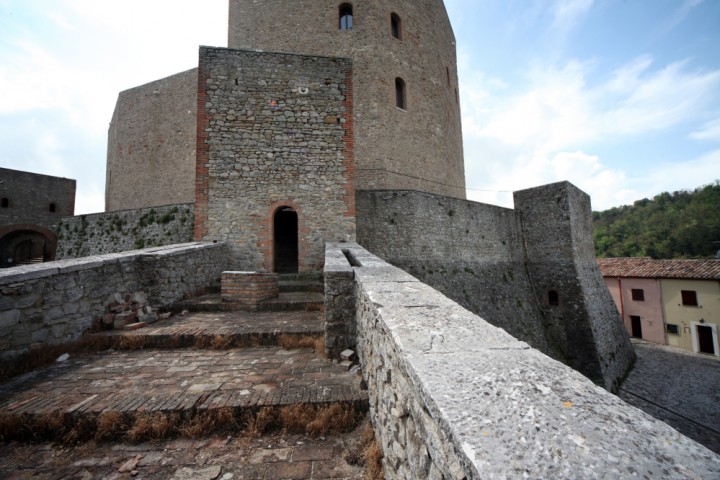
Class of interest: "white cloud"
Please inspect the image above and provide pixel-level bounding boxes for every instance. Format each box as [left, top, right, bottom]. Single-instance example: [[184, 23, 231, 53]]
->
[[552, 0, 594, 32], [461, 52, 720, 210], [689, 119, 720, 142], [662, 0, 705, 35]]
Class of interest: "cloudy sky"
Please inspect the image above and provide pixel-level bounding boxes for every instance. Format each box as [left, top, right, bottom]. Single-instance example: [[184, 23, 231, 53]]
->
[[1, 0, 719, 214]]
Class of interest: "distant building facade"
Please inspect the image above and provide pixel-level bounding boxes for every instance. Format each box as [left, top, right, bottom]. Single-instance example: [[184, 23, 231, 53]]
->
[[599, 257, 720, 357], [0, 168, 76, 268]]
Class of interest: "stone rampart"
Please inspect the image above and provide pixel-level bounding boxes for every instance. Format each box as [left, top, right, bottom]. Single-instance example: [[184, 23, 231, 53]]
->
[[325, 242, 719, 479], [56, 203, 194, 259], [356, 184, 634, 391], [0, 242, 227, 359]]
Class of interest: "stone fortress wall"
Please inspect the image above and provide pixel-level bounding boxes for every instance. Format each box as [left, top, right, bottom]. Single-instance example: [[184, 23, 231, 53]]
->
[[194, 47, 356, 272], [0, 168, 76, 267], [325, 242, 719, 479], [357, 182, 634, 392], [229, 0, 466, 198], [105, 69, 198, 211], [55, 203, 194, 259]]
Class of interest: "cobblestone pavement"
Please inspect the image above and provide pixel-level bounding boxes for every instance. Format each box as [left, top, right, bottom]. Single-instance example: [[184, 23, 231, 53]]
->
[[0, 347, 366, 417], [0, 425, 368, 479], [618, 339, 720, 454]]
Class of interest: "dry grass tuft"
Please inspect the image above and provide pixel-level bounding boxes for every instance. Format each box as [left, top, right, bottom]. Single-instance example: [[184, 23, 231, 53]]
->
[[364, 437, 384, 480], [210, 335, 233, 350], [314, 336, 325, 355], [95, 411, 129, 441], [307, 403, 359, 437], [277, 334, 325, 355], [280, 404, 316, 434], [126, 412, 179, 442], [246, 407, 278, 437], [179, 407, 240, 437]]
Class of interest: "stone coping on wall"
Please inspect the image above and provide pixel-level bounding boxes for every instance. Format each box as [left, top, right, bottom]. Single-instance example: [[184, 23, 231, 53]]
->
[[326, 243, 720, 478], [0, 242, 222, 285]]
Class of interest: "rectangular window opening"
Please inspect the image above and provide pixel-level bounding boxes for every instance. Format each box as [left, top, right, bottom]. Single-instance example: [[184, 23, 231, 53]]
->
[[666, 324, 679, 335], [681, 290, 698, 306], [631, 288, 644, 301]]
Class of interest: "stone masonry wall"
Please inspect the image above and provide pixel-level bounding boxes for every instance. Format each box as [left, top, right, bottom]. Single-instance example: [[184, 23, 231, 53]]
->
[[325, 243, 720, 479], [0, 242, 228, 359], [514, 182, 635, 391], [0, 167, 76, 228], [229, 0, 466, 199], [356, 189, 561, 359], [356, 185, 634, 391], [195, 47, 355, 272], [56, 203, 194, 259], [106, 69, 198, 211]]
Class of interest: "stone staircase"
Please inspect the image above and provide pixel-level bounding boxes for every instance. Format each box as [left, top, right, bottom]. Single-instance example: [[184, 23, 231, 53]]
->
[[0, 274, 367, 443], [176, 274, 324, 313]]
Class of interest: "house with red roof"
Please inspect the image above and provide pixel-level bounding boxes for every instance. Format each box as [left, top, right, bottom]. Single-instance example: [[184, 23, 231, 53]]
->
[[598, 257, 720, 358]]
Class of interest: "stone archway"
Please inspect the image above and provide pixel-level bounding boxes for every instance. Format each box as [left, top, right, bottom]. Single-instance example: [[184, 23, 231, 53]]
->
[[273, 207, 298, 273], [0, 225, 56, 268]]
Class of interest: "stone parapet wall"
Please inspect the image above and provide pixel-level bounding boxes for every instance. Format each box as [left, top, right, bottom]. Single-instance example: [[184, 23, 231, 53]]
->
[[357, 186, 634, 391], [323, 244, 356, 358], [0, 242, 228, 359], [325, 243, 719, 479], [56, 203, 194, 259]]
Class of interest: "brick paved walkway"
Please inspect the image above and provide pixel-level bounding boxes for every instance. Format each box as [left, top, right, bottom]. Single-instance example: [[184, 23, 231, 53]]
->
[[0, 347, 366, 418], [619, 339, 720, 454]]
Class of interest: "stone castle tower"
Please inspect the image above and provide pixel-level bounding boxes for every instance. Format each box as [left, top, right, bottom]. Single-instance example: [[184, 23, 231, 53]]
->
[[228, 0, 466, 198], [106, 0, 465, 212]]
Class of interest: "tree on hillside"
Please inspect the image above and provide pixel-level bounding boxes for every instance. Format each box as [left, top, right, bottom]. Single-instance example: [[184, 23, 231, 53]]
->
[[593, 181, 720, 259]]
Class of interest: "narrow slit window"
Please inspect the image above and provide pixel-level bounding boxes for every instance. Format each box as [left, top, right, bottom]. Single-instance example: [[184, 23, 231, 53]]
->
[[548, 290, 559, 306], [339, 3, 353, 30], [1, 198, 8, 208], [391, 13, 401, 39], [49, 203, 56, 213], [395, 77, 406, 110]]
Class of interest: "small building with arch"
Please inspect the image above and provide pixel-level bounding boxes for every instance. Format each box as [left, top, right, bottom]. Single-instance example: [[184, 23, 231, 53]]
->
[[0, 168, 75, 268]]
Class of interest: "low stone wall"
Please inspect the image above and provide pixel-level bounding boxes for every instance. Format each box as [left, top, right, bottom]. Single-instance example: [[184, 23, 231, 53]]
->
[[325, 243, 719, 479], [323, 245, 356, 358], [56, 203, 194, 259], [0, 242, 228, 359]]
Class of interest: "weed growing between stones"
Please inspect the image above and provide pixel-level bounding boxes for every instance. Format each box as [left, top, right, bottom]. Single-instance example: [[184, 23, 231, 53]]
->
[[0, 403, 366, 444], [345, 420, 385, 480], [277, 334, 325, 355]]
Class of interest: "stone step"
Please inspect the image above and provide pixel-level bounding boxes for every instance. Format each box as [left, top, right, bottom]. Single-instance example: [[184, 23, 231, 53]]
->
[[95, 310, 324, 350], [178, 292, 324, 313], [278, 279, 324, 293], [0, 346, 368, 443]]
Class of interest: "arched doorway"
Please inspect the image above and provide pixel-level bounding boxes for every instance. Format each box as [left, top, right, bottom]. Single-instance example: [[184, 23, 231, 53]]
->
[[274, 207, 298, 273], [0, 229, 54, 268]]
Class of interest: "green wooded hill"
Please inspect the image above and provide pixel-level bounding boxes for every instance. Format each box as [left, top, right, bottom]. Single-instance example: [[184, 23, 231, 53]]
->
[[593, 182, 720, 259]]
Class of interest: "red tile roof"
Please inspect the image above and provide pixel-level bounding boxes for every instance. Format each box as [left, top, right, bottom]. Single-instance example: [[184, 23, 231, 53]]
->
[[597, 257, 720, 280]]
